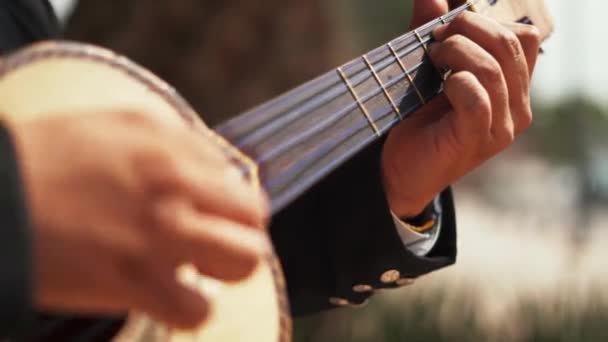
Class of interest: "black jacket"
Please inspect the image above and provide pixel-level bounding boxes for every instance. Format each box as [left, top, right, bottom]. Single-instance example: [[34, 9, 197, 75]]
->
[[0, 0, 457, 340]]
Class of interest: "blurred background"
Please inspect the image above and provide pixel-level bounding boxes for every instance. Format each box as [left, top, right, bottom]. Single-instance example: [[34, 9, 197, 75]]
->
[[48, 0, 608, 341]]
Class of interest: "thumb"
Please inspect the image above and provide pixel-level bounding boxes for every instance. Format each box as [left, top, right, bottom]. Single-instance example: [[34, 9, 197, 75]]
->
[[410, 0, 450, 29]]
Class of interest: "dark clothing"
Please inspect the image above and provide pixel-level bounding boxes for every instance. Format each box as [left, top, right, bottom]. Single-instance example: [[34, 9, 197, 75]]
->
[[0, 124, 32, 337], [0, 0, 457, 340], [0, 0, 59, 53]]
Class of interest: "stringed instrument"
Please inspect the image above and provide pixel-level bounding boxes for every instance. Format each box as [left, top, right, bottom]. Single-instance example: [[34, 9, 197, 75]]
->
[[0, 0, 552, 341]]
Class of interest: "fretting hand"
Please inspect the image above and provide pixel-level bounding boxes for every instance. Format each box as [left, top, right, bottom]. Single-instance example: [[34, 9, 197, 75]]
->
[[8, 111, 270, 329], [382, 0, 542, 217]]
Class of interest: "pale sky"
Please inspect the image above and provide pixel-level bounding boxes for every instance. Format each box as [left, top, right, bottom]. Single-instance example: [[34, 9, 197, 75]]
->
[[533, 0, 607, 106], [49, 0, 604, 107]]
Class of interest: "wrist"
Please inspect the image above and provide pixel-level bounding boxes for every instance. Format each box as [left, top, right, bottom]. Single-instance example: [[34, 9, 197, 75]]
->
[[380, 150, 438, 218], [387, 195, 432, 219], [384, 182, 437, 218], [392, 199, 440, 236]]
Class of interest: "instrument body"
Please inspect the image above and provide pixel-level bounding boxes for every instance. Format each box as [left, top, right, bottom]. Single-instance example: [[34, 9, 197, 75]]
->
[[0, 42, 290, 342], [0, 0, 553, 341]]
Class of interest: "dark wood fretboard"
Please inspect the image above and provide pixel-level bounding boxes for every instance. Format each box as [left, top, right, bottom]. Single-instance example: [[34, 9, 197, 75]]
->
[[215, 3, 472, 214]]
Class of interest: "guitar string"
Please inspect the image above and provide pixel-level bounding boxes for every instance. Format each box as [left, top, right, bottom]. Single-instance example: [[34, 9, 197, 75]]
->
[[255, 59, 429, 164], [239, 34, 445, 202], [227, 1, 472, 141], [247, 30, 441, 170], [220, 3, 471, 205], [228, 34, 433, 150], [257, 13, 470, 202], [265, 72, 442, 202], [223, 37, 440, 208], [221, 2, 471, 150]]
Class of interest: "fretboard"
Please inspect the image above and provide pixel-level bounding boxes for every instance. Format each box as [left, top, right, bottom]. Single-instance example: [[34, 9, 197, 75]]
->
[[215, 3, 472, 214]]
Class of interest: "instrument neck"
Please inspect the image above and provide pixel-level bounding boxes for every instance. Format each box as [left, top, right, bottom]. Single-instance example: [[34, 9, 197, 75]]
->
[[215, 3, 473, 214]]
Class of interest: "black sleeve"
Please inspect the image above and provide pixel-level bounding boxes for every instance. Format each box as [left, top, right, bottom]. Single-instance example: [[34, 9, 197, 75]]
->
[[270, 139, 457, 316], [0, 0, 59, 54], [0, 124, 33, 338]]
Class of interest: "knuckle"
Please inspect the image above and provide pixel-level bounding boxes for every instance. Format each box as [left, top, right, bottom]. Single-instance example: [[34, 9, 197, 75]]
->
[[161, 155, 182, 181], [521, 25, 542, 47], [449, 71, 476, 87], [470, 93, 492, 118], [154, 150, 182, 180], [447, 34, 467, 46], [133, 148, 188, 193], [477, 58, 503, 84], [133, 147, 168, 170], [444, 34, 469, 51], [452, 11, 473, 30], [519, 107, 534, 130], [151, 199, 181, 231], [446, 72, 491, 121], [493, 125, 515, 149], [498, 30, 523, 58]]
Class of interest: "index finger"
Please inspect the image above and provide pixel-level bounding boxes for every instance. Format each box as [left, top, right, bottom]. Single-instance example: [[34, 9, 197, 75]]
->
[[410, 0, 449, 29]]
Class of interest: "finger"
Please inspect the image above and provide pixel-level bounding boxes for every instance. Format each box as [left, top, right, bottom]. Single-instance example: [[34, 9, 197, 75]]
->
[[440, 71, 492, 160], [398, 94, 452, 129], [124, 262, 210, 330], [433, 12, 532, 134], [410, 0, 449, 29], [154, 201, 269, 282], [188, 162, 269, 228], [428, 35, 513, 147], [143, 149, 269, 229], [36, 261, 132, 316], [176, 128, 233, 167], [502, 22, 542, 76]]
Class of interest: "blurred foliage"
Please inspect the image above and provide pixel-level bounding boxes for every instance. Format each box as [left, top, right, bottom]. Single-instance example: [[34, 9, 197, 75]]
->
[[530, 96, 608, 204], [349, 0, 413, 51], [530, 96, 608, 165], [65, 0, 337, 126], [293, 288, 608, 342]]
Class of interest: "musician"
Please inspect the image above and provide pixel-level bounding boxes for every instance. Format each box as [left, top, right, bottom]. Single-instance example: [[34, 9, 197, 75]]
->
[[0, 0, 541, 339]]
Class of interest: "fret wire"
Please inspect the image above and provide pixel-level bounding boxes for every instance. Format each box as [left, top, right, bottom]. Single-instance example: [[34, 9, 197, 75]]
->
[[267, 73, 443, 210], [362, 54, 402, 120], [254, 59, 429, 164], [236, 2, 477, 212], [414, 29, 430, 55], [228, 25, 444, 147], [214, 3, 477, 214], [414, 28, 447, 82], [387, 42, 426, 104], [336, 67, 381, 137], [230, 34, 433, 149], [221, 2, 474, 151]]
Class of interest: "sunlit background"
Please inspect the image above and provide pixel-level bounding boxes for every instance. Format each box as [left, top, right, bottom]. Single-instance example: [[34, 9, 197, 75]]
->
[[47, 0, 608, 341]]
